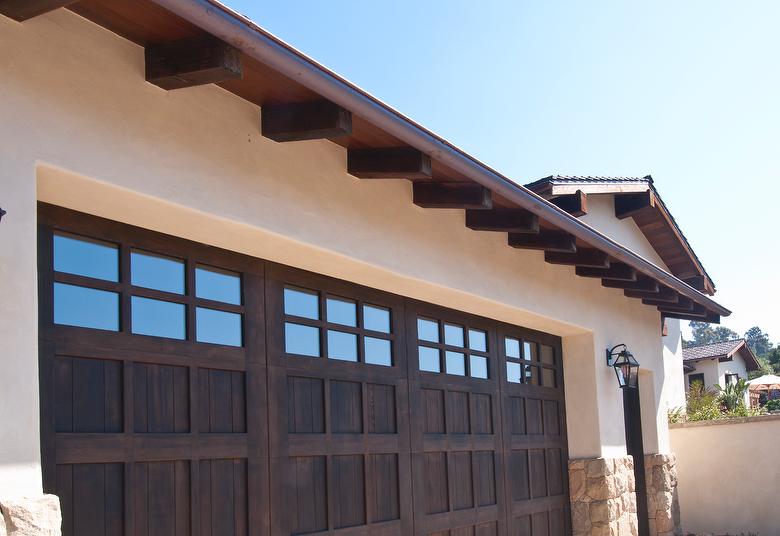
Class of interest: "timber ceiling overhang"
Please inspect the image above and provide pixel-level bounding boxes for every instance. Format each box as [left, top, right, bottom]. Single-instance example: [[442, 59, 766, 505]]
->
[[0, 0, 730, 323], [525, 176, 716, 295]]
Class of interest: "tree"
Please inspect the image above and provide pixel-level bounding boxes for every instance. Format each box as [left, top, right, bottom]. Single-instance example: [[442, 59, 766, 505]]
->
[[684, 321, 738, 348], [744, 326, 773, 357]]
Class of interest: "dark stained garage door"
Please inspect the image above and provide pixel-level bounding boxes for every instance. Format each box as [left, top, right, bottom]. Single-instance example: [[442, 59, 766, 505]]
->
[[38, 204, 570, 536]]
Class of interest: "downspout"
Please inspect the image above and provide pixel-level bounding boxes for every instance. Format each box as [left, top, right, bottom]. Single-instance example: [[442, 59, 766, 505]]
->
[[149, 0, 729, 316]]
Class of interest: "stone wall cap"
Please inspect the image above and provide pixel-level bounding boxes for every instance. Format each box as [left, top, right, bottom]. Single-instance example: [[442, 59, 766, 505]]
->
[[669, 413, 780, 429]]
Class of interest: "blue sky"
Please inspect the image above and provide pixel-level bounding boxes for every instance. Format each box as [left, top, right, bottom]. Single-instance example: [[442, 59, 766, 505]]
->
[[228, 0, 780, 341]]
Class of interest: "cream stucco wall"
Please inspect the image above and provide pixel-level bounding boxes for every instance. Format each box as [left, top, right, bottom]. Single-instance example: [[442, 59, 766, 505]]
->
[[580, 194, 669, 272], [662, 320, 687, 412], [684, 355, 748, 392], [670, 416, 780, 536], [0, 10, 677, 496]]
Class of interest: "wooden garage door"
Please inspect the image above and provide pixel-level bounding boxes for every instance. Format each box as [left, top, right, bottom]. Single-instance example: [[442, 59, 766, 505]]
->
[[38, 204, 570, 536]]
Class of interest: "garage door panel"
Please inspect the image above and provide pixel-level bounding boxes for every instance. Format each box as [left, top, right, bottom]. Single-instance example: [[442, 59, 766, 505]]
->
[[56, 462, 124, 536], [39, 206, 570, 536], [266, 265, 413, 535], [406, 302, 506, 536]]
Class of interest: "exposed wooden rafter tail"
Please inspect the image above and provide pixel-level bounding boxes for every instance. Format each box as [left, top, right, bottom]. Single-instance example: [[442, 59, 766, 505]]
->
[[0, 0, 74, 21], [624, 286, 678, 302], [575, 263, 636, 282], [508, 230, 576, 253], [550, 190, 587, 217], [261, 100, 352, 142], [413, 183, 492, 209], [466, 209, 539, 233], [347, 147, 432, 179], [545, 248, 609, 269], [615, 190, 656, 220], [602, 276, 659, 293], [145, 35, 243, 90]]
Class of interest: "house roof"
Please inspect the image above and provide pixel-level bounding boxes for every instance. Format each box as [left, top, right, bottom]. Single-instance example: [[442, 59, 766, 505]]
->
[[683, 339, 760, 371], [525, 175, 715, 295], [3, 0, 730, 322]]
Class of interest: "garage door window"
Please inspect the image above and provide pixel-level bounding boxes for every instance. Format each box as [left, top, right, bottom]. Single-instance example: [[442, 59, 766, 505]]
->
[[284, 286, 394, 366], [417, 317, 490, 379]]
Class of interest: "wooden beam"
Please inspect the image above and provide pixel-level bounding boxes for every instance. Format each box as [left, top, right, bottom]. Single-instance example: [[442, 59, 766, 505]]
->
[[682, 275, 707, 292], [545, 248, 609, 269], [413, 183, 492, 209], [508, 230, 576, 253], [550, 190, 587, 217], [624, 286, 678, 302], [466, 209, 539, 233], [641, 294, 682, 307], [649, 295, 693, 311], [347, 147, 432, 179], [575, 263, 636, 282], [261, 100, 351, 142], [658, 302, 706, 316], [615, 190, 656, 219], [0, 0, 74, 21], [603, 275, 659, 293], [663, 311, 720, 323], [145, 36, 243, 90]]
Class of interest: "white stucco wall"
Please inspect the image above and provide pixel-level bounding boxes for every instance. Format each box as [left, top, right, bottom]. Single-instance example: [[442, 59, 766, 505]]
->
[[684, 355, 748, 391], [662, 320, 686, 412], [580, 194, 669, 272], [0, 10, 677, 496], [671, 416, 780, 536]]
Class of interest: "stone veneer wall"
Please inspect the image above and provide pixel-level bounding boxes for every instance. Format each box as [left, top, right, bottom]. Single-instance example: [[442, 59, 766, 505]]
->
[[0, 495, 61, 536], [644, 454, 681, 536], [569, 456, 638, 536]]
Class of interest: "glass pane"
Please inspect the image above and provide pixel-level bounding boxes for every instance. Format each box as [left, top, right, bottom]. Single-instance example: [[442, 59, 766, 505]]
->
[[131, 297, 185, 339], [365, 337, 392, 366], [284, 287, 319, 320], [524, 341, 538, 361], [540, 345, 556, 366], [468, 329, 487, 352], [470, 355, 488, 379], [54, 283, 119, 331], [196, 266, 241, 305], [444, 324, 464, 347], [54, 234, 118, 282], [284, 322, 320, 357], [543, 367, 556, 387], [418, 346, 440, 373], [506, 362, 522, 384], [505, 337, 521, 359], [417, 318, 439, 343], [131, 251, 184, 294], [363, 305, 391, 333], [326, 297, 357, 327], [327, 330, 358, 362], [196, 307, 242, 347], [445, 351, 466, 376]]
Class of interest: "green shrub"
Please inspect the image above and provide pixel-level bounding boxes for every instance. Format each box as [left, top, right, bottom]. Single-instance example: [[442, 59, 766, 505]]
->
[[766, 399, 780, 412]]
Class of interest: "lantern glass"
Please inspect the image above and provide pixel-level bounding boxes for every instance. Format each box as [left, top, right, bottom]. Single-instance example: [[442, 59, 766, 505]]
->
[[610, 347, 639, 389]]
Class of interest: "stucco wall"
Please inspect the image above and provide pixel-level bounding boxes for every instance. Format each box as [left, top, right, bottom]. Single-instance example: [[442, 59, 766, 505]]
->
[[662, 320, 686, 412], [670, 416, 780, 536], [580, 194, 669, 272], [0, 10, 675, 496], [684, 356, 748, 392]]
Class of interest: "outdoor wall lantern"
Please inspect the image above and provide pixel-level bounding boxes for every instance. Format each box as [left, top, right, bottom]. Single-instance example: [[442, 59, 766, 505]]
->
[[0, 207, 5, 222], [606, 344, 640, 389]]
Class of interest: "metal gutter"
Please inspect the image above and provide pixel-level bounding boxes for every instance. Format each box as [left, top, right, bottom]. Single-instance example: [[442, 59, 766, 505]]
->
[[149, 0, 730, 316]]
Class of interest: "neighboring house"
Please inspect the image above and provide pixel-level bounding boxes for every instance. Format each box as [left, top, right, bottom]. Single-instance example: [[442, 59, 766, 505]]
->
[[0, 3, 730, 536], [682, 339, 759, 394]]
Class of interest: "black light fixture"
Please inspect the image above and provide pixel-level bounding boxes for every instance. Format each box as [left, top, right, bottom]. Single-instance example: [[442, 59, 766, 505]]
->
[[0, 207, 5, 222], [606, 344, 640, 389]]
